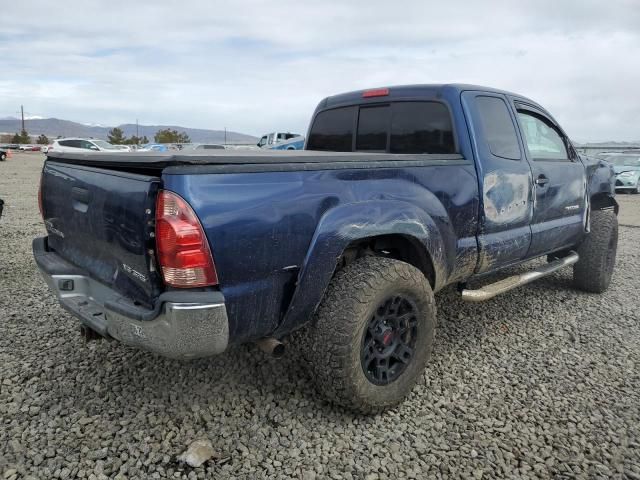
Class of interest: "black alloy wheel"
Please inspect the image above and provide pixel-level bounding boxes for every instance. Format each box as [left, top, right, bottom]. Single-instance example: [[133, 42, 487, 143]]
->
[[361, 295, 418, 385]]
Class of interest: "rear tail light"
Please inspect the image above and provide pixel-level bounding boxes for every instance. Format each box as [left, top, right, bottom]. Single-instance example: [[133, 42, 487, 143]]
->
[[155, 190, 218, 287]]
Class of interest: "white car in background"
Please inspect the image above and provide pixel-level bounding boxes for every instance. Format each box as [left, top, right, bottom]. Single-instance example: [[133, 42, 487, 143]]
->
[[47, 138, 129, 154]]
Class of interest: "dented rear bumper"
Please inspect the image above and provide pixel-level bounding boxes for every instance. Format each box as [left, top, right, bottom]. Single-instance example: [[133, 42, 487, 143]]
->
[[33, 237, 229, 359]]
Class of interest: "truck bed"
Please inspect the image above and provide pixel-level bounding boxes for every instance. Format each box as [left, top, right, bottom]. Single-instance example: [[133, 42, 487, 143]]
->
[[46, 150, 465, 173]]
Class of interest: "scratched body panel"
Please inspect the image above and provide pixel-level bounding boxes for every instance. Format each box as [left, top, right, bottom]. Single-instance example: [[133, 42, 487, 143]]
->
[[163, 162, 479, 342], [461, 91, 535, 273], [40, 162, 161, 307]]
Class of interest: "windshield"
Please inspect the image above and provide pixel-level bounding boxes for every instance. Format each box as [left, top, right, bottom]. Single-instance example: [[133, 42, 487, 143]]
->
[[609, 155, 640, 167], [92, 140, 118, 150]]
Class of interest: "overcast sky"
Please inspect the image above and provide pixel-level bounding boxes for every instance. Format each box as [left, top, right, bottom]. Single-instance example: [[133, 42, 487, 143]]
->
[[1, 0, 639, 141]]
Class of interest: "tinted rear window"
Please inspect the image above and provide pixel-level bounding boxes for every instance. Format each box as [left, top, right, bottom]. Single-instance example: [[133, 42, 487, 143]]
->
[[390, 102, 455, 154], [356, 106, 389, 151], [308, 101, 455, 154], [307, 107, 356, 151], [475, 96, 521, 160]]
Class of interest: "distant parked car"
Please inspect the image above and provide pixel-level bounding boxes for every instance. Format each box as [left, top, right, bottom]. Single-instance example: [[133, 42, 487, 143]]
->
[[137, 144, 169, 152], [268, 136, 305, 150], [609, 154, 640, 194], [257, 132, 301, 149], [182, 143, 226, 151], [48, 138, 123, 154]]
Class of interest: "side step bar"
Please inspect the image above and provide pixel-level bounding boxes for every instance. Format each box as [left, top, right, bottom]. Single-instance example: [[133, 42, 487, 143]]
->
[[461, 252, 579, 302]]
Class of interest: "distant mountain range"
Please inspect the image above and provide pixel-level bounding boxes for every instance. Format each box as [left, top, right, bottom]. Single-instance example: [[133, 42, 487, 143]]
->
[[0, 117, 258, 144]]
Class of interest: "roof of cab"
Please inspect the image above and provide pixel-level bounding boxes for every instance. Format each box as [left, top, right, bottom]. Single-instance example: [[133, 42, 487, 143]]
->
[[318, 83, 536, 110]]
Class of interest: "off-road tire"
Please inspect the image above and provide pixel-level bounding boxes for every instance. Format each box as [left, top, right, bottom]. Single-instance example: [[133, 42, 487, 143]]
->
[[573, 209, 618, 293], [302, 256, 436, 413], [0, 152, 6, 161]]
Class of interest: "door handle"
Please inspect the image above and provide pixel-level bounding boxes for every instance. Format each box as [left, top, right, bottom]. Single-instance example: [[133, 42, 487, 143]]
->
[[535, 175, 549, 186]]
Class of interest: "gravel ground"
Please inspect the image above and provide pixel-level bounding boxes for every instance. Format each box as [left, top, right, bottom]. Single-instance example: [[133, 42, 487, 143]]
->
[[1, 153, 639, 480]]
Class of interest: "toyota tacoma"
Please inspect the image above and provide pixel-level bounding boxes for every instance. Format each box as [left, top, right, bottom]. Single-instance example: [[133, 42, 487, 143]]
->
[[34, 84, 618, 412]]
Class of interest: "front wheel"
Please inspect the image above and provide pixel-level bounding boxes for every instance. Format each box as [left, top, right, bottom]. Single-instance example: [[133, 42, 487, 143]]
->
[[301, 256, 436, 413], [0, 152, 6, 161], [573, 209, 618, 293]]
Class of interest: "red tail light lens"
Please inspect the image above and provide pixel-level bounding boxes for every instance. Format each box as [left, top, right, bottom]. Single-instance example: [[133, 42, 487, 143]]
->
[[155, 190, 218, 287]]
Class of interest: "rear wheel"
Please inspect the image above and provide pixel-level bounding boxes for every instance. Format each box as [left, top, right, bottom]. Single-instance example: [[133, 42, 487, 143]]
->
[[573, 209, 618, 293], [301, 256, 436, 413]]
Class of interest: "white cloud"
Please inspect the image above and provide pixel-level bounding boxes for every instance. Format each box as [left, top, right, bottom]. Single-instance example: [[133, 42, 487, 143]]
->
[[1, 0, 639, 140]]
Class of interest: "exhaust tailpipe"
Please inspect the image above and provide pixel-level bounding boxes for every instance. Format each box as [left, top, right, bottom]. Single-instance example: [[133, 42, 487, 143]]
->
[[255, 337, 285, 358]]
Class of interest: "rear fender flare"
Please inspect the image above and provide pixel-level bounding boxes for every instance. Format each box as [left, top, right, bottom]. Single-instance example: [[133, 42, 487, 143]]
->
[[275, 200, 450, 335]]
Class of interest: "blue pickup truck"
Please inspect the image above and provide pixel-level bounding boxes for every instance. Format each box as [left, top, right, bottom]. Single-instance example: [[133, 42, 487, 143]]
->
[[34, 84, 618, 412]]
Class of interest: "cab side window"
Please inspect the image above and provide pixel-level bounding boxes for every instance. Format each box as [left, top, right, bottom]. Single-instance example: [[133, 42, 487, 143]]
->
[[517, 111, 569, 161], [475, 96, 521, 160]]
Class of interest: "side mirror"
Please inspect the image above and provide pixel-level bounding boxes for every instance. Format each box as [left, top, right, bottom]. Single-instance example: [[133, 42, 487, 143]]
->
[[89, 145, 99, 151]]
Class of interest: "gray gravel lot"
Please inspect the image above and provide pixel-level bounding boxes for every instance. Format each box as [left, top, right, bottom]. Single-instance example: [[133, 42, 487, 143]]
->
[[1, 153, 639, 479]]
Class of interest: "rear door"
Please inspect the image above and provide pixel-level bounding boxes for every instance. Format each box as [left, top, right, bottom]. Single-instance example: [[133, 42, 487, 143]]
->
[[461, 91, 534, 273], [513, 103, 586, 257], [41, 161, 162, 306]]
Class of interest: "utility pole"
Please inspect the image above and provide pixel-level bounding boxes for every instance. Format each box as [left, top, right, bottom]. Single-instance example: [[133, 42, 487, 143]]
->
[[224, 127, 227, 145], [136, 118, 139, 143], [21, 105, 25, 132]]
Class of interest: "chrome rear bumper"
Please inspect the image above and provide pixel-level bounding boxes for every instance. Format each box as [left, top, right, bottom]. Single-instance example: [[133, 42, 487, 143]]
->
[[33, 237, 229, 359]]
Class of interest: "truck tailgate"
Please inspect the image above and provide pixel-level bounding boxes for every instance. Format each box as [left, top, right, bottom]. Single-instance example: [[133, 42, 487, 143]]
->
[[41, 161, 161, 306]]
